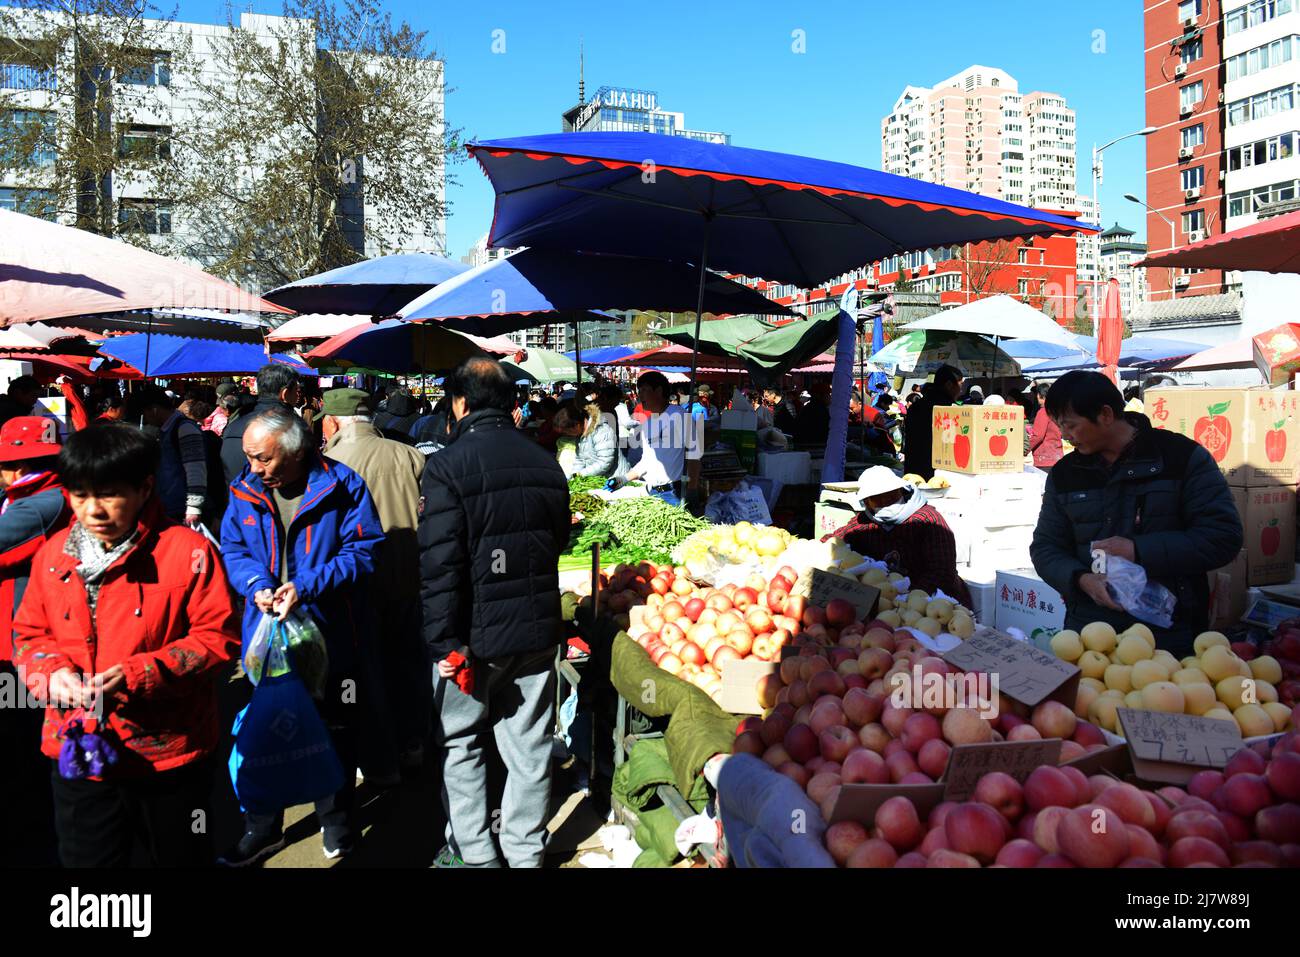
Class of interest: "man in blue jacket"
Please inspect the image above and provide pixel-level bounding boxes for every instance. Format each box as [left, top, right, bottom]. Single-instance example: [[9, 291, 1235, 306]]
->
[[218, 406, 384, 866]]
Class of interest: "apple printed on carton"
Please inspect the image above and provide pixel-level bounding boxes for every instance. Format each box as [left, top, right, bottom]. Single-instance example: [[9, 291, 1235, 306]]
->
[[1266, 419, 1288, 464], [1193, 401, 1233, 463], [988, 428, 1009, 458], [1262, 518, 1282, 558]]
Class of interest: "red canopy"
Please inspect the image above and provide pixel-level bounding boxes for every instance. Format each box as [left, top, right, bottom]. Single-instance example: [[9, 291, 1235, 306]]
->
[[0, 209, 290, 325], [1096, 277, 1123, 384], [1138, 208, 1300, 273]]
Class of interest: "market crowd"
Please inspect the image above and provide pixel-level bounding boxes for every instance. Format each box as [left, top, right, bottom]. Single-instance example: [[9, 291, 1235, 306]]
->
[[0, 357, 1241, 868]]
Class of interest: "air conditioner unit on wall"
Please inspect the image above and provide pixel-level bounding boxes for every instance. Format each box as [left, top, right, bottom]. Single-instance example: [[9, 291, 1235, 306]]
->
[[1176, 63, 1188, 78], [1179, 146, 1194, 159], [1186, 187, 1202, 200], [1181, 103, 1194, 117], [1175, 275, 1191, 287], [1187, 229, 1206, 242]]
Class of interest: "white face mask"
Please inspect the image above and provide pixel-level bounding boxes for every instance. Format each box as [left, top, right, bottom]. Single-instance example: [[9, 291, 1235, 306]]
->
[[863, 487, 926, 527]]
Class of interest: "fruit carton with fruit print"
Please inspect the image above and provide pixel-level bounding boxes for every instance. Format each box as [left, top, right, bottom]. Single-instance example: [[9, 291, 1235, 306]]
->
[[1230, 486, 1297, 586], [1146, 387, 1300, 487], [930, 405, 1023, 475]]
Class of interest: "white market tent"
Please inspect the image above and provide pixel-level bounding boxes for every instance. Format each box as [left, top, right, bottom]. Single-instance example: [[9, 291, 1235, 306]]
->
[[902, 294, 1083, 352]]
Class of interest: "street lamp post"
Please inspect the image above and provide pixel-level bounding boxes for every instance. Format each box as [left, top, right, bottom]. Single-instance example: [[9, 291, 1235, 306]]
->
[[1091, 127, 1158, 316], [1125, 193, 1176, 300]]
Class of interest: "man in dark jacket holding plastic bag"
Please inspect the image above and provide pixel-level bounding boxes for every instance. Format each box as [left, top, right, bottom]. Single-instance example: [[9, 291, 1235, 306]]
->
[[1030, 371, 1243, 657], [419, 357, 570, 868], [219, 407, 383, 866]]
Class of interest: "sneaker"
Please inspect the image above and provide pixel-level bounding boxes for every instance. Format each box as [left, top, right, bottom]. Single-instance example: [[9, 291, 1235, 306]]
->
[[217, 830, 286, 867], [358, 768, 402, 790], [322, 827, 353, 860], [431, 844, 501, 868]]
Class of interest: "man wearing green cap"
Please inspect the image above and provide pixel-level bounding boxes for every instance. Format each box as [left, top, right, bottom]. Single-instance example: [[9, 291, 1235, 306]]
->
[[321, 387, 429, 782]]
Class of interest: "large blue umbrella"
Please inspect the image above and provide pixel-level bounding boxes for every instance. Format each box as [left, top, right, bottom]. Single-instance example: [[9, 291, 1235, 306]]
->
[[98, 333, 311, 378], [397, 247, 791, 332], [1023, 337, 1211, 374], [265, 252, 470, 316], [470, 131, 1095, 481], [562, 344, 639, 364]]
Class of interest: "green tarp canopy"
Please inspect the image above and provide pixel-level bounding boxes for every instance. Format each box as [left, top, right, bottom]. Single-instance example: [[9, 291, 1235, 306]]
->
[[654, 309, 840, 384], [501, 347, 578, 383]]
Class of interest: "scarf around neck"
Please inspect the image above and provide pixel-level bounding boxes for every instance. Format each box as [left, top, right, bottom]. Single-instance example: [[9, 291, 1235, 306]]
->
[[865, 487, 927, 528], [64, 521, 141, 614]]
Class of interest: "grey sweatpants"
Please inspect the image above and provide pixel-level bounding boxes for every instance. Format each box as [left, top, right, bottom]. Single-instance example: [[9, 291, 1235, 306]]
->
[[435, 646, 557, 867]]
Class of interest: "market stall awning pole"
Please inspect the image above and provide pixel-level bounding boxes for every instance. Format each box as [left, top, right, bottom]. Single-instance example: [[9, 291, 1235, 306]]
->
[[687, 210, 715, 411], [573, 320, 582, 390]]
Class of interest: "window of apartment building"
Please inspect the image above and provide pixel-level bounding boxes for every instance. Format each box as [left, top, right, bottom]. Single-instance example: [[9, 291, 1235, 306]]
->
[[1180, 81, 1204, 112], [118, 124, 172, 162], [1182, 38, 1204, 63], [1226, 35, 1297, 81], [1229, 179, 1299, 216], [1182, 124, 1205, 149], [1178, 0, 1202, 19], [0, 52, 55, 92], [1181, 166, 1206, 189], [1018, 278, 1029, 297], [0, 186, 56, 220], [1226, 0, 1294, 35], [117, 199, 171, 235], [1228, 130, 1297, 169], [118, 51, 171, 87], [0, 109, 56, 167], [1228, 83, 1298, 124], [1182, 209, 1206, 234]]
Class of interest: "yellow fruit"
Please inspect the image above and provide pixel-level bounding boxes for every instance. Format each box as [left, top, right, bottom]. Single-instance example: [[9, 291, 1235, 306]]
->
[[862, 568, 889, 586], [1236, 658, 1254, 679], [1182, 683, 1218, 716], [1215, 675, 1254, 710], [1263, 701, 1294, 732], [1124, 690, 1146, 710], [876, 611, 902, 628], [1103, 664, 1133, 693], [1050, 630, 1084, 662], [926, 599, 954, 623], [1202, 707, 1235, 725], [1140, 681, 1185, 714], [1255, 680, 1278, 704], [1089, 693, 1124, 732], [1172, 667, 1211, 687], [1078, 650, 1110, 680], [915, 617, 942, 638], [1116, 635, 1153, 665], [1200, 646, 1242, 684], [1180, 656, 1200, 670], [902, 610, 923, 626], [1108, 653, 1122, 666], [1194, 632, 1230, 656], [1122, 623, 1156, 650], [1131, 660, 1167, 690], [1234, 704, 1275, 738], [1250, 656, 1283, 685], [1079, 677, 1107, 694], [1152, 651, 1181, 679], [1074, 683, 1100, 720], [1081, 622, 1117, 654], [948, 612, 975, 639]]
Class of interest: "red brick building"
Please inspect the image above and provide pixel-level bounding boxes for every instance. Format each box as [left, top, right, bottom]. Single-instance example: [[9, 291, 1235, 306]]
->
[[1144, 0, 1229, 300]]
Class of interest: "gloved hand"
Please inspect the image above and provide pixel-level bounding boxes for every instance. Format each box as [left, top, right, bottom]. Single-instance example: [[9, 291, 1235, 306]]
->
[[443, 649, 475, 695], [604, 477, 624, 492]]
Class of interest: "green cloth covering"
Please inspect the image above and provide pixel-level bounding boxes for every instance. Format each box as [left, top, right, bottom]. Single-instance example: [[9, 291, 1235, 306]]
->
[[633, 847, 670, 868], [612, 734, 706, 812], [635, 805, 682, 866], [609, 632, 738, 797], [655, 309, 840, 381]]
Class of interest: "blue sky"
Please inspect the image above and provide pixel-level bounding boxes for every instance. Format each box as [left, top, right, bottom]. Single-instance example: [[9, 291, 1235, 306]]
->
[[179, 0, 1150, 263]]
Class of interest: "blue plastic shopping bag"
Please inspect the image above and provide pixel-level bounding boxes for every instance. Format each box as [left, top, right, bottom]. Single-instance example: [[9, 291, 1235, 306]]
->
[[229, 626, 343, 814]]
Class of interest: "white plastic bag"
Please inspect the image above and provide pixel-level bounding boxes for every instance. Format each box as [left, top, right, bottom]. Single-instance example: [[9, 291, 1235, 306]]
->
[[1102, 555, 1176, 629]]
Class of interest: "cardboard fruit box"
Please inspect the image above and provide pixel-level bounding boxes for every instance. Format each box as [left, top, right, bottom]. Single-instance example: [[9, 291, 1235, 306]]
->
[[1230, 486, 1297, 586], [1145, 387, 1300, 487], [930, 405, 1024, 475]]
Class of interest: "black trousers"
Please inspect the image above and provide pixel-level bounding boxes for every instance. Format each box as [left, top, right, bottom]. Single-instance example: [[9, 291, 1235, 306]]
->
[[50, 757, 215, 868], [0, 663, 56, 866], [246, 676, 360, 840]]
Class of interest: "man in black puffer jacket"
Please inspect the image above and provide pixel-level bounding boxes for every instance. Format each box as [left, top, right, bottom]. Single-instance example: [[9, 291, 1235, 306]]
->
[[419, 357, 570, 868], [1030, 372, 1243, 658], [373, 389, 420, 445]]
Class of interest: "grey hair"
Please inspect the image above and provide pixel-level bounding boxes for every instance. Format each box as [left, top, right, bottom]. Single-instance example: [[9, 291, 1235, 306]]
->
[[247, 407, 312, 456], [330, 413, 373, 425]]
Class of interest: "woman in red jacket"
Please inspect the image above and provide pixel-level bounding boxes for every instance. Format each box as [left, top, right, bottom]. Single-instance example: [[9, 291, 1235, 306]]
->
[[1030, 382, 1064, 469], [13, 423, 240, 867]]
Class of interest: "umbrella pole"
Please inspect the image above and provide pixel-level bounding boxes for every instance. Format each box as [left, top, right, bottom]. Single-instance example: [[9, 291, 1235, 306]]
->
[[688, 217, 714, 412], [574, 321, 581, 392], [143, 310, 153, 380]]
